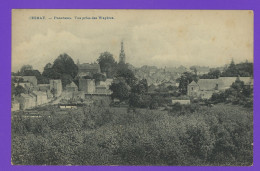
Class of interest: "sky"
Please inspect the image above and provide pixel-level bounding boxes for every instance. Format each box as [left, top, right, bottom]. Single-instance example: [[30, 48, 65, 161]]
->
[[12, 10, 253, 72]]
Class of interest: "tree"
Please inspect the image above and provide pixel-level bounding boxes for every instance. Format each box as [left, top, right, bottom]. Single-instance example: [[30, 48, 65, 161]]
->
[[22, 69, 49, 84], [20, 65, 33, 73], [52, 53, 78, 79], [200, 69, 221, 79], [61, 74, 73, 88], [190, 66, 197, 75], [11, 82, 16, 98], [115, 67, 137, 87], [178, 72, 198, 95], [131, 79, 148, 95], [42, 67, 61, 79], [93, 73, 106, 84], [42, 53, 78, 87], [97, 52, 117, 78], [15, 85, 26, 96], [109, 81, 130, 101]]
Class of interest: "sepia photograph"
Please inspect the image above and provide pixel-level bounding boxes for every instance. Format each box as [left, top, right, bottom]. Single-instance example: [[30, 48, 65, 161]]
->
[[11, 9, 253, 166]]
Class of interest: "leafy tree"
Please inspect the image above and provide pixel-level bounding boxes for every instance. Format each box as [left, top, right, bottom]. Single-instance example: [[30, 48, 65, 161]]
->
[[109, 81, 130, 101], [52, 53, 78, 78], [42, 53, 78, 87], [20, 65, 33, 73], [97, 52, 117, 78], [190, 66, 197, 74], [210, 78, 253, 107], [22, 69, 49, 84], [61, 74, 73, 88], [115, 66, 137, 87], [15, 85, 26, 96], [200, 69, 221, 79], [93, 73, 106, 84], [42, 67, 61, 79], [178, 72, 198, 95], [221, 60, 253, 77], [131, 79, 148, 95]]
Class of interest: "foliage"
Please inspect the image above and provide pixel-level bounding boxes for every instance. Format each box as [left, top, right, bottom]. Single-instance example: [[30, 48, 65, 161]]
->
[[97, 52, 117, 78], [109, 81, 130, 101], [200, 69, 221, 79], [93, 73, 107, 84], [210, 79, 253, 108], [221, 60, 253, 77], [52, 53, 78, 78], [131, 79, 148, 95], [42, 53, 78, 87], [12, 104, 253, 166], [14, 85, 26, 96], [115, 66, 137, 87], [178, 72, 198, 95], [20, 65, 33, 73]]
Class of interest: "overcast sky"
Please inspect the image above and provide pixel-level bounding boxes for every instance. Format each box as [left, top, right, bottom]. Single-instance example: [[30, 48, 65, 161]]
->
[[12, 10, 253, 72]]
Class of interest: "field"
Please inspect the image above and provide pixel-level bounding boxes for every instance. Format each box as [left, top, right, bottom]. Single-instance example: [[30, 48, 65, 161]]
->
[[11, 103, 253, 166]]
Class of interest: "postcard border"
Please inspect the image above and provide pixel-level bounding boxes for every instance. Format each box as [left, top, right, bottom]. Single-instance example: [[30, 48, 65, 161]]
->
[[1, 0, 259, 171]]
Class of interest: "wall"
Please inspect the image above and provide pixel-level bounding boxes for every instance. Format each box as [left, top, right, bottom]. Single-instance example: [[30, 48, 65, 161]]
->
[[79, 79, 95, 94], [172, 100, 191, 105]]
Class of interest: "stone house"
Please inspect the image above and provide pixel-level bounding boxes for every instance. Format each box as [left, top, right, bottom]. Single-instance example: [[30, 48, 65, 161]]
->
[[79, 79, 95, 94], [188, 77, 253, 99], [22, 76, 38, 86], [95, 85, 112, 95], [31, 91, 48, 106]]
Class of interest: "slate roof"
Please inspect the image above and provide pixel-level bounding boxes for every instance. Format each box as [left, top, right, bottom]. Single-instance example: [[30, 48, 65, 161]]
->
[[197, 79, 219, 91], [190, 77, 253, 91], [189, 81, 198, 86]]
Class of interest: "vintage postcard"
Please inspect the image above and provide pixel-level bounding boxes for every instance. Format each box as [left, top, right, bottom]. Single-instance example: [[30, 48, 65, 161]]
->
[[11, 9, 253, 166]]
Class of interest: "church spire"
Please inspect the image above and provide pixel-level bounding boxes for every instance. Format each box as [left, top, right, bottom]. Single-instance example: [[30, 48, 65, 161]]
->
[[119, 41, 126, 64]]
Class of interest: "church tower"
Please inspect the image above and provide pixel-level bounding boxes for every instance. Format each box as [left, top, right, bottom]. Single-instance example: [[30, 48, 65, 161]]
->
[[119, 41, 126, 64]]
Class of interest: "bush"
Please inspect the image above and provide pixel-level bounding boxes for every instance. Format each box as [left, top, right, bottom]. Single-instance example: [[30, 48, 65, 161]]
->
[[12, 104, 253, 166]]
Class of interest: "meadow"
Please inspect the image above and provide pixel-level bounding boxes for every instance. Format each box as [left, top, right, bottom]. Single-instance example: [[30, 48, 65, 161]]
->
[[11, 102, 253, 166]]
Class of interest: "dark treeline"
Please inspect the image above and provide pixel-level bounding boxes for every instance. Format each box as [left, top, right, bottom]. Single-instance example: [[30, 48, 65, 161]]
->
[[200, 60, 253, 79], [210, 79, 253, 108]]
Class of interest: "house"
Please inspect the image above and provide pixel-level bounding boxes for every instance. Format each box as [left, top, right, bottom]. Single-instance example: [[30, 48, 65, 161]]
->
[[17, 93, 36, 110], [79, 79, 95, 94], [66, 82, 78, 92], [31, 91, 48, 105], [22, 76, 38, 86], [95, 85, 112, 95], [37, 84, 50, 91], [187, 77, 253, 99], [11, 100, 20, 111], [99, 79, 113, 89], [50, 79, 62, 97]]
